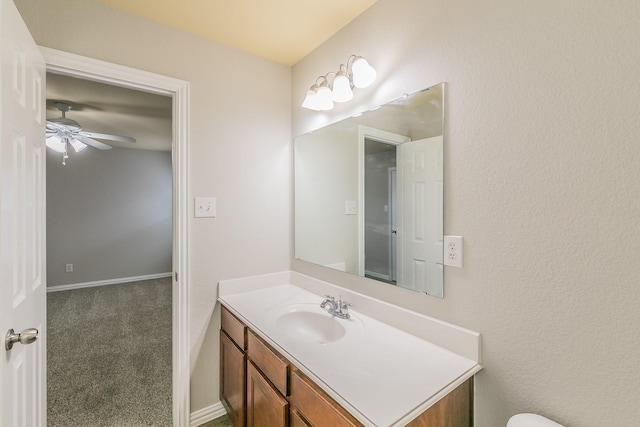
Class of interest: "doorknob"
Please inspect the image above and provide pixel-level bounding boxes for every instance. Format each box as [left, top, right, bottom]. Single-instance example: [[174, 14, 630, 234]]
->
[[5, 328, 38, 351]]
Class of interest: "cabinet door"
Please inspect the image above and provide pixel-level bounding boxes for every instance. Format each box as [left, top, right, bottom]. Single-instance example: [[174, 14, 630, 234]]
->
[[247, 361, 289, 427], [290, 409, 311, 427], [221, 331, 246, 427]]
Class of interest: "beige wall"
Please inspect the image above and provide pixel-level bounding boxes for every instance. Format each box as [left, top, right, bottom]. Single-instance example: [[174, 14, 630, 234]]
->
[[15, 0, 292, 413], [292, 0, 640, 426], [15, 0, 640, 424], [295, 126, 359, 273]]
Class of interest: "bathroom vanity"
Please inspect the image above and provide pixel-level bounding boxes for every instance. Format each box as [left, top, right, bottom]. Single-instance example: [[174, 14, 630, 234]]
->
[[218, 271, 481, 427]]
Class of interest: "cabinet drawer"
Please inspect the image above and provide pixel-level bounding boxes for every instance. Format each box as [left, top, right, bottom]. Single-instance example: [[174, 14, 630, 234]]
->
[[247, 330, 288, 396], [290, 369, 362, 427], [221, 305, 246, 350]]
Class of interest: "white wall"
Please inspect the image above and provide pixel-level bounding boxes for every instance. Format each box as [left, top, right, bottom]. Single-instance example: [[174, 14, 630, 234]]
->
[[46, 147, 172, 286], [15, 0, 292, 413], [292, 0, 640, 425]]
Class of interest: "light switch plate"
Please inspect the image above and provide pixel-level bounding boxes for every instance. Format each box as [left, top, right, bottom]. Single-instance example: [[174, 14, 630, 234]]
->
[[345, 200, 357, 215], [195, 197, 216, 218], [443, 235, 463, 268]]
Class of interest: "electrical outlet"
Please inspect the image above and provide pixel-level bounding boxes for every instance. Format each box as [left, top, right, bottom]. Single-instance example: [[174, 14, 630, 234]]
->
[[65, 264, 73, 273], [443, 236, 463, 268]]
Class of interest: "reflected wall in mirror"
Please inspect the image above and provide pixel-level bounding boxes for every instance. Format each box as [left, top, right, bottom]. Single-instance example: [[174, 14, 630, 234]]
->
[[295, 83, 445, 297]]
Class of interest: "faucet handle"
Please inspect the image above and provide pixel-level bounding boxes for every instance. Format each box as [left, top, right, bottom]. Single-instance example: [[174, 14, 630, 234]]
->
[[341, 300, 353, 310], [336, 295, 351, 306], [324, 294, 335, 300]]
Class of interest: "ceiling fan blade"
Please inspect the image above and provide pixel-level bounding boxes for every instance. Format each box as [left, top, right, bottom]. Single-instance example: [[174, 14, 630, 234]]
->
[[75, 136, 113, 150], [46, 121, 68, 131], [80, 131, 136, 144]]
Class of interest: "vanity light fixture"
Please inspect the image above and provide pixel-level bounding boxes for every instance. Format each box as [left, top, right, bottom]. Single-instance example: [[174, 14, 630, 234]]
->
[[301, 55, 376, 111]]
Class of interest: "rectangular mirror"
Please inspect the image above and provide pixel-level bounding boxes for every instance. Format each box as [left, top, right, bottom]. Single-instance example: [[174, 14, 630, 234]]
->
[[295, 83, 445, 297]]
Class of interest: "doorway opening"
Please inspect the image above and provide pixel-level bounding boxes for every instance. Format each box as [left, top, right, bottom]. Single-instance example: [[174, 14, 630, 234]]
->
[[363, 139, 397, 282], [45, 72, 173, 425], [357, 126, 410, 282], [42, 47, 190, 427]]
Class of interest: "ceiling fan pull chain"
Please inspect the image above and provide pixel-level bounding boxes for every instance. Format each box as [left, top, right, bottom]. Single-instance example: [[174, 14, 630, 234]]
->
[[62, 140, 69, 166]]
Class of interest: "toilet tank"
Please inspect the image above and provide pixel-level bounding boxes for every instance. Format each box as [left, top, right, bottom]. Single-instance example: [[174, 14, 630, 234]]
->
[[507, 414, 564, 427]]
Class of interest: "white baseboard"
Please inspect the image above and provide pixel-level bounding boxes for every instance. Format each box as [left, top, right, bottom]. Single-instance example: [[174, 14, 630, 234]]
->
[[46, 272, 173, 293], [190, 402, 227, 427]]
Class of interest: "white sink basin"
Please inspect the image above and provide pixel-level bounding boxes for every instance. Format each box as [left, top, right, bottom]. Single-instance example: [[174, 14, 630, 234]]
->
[[267, 303, 362, 345]]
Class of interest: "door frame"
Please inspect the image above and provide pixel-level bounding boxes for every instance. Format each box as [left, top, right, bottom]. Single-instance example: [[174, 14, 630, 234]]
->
[[388, 166, 397, 282], [40, 47, 190, 427], [357, 125, 409, 276]]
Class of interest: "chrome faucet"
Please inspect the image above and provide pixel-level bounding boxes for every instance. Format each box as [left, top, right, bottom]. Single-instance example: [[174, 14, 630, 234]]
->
[[320, 295, 352, 319]]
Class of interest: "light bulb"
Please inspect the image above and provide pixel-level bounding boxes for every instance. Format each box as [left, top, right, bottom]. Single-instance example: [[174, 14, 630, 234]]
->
[[302, 86, 320, 110], [332, 71, 353, 102], [351, 57, 376, 88], [45, 135, 67, 153], [316, 82, 334, 111], [69, 139, 88, 152]]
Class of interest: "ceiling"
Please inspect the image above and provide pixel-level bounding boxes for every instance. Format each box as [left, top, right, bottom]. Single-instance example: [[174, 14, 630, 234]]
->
[[47, 1, 380, 153], [98, 0, 379, 66], [46, 73, 173, 151]]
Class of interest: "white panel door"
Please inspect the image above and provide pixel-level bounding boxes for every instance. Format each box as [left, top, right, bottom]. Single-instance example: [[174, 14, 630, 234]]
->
[[0, 0, 47, 426], [397, 136, 443, 295]]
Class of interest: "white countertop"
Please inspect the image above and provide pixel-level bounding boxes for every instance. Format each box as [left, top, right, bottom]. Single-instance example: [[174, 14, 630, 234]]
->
[[219, 271, 482, 427]]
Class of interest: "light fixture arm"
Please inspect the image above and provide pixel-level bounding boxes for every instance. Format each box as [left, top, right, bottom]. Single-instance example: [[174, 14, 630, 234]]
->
[[346, 55, 357, 72]]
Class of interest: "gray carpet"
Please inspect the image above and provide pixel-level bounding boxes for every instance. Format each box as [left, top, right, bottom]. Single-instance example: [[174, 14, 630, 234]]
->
[[47, 278, 172, 426]]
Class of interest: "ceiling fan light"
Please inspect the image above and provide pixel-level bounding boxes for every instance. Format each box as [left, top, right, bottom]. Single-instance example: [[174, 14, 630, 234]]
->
[[45, 135, 67, 153], [332, 72, 353, 102], [69, 139, 88, 153], [351, 57, 376, 88]]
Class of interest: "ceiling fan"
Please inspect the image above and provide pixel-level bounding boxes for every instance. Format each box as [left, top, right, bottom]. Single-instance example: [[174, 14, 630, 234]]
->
[[46, 102, 136, 165]]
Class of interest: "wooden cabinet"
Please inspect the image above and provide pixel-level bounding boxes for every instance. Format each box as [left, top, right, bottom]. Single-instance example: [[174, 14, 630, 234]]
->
[[289, 409, 310, 427], [220, 305, 473, 427], [247, 361, 288, 427], [220, 307, 247, 427], [290, 368, 362, 427], [405, 377, 473, 427], [247, 330, 288, 396], [246, 330, 289, 427]]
